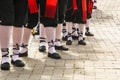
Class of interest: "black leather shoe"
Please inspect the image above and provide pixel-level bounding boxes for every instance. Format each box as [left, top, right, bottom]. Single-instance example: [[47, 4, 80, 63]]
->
[[19, 51, 28, 57], [72, 36, 78, 40], [78, 40, 86, 45], [1, 62, 10, 70], [62, 36, 68, 41], [66, 40, 72, 45], [83, 38, 85, 41], [93, 6, 97, 9], [55, 45, 68, 51], [85, 32, 94, 36], [48, 53, 61, 59], [39, 46, 46, 52], [11, 60, 25, 67]]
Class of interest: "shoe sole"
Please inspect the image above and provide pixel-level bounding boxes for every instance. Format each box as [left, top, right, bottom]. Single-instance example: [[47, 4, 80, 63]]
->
[[1, 67, 10, 70]]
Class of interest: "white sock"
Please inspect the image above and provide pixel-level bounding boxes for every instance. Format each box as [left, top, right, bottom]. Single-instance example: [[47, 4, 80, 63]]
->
[[62, 23, 68, 37], [12, 44, 20, 61], [55, 39, 62, 46], [78, 36, 83, 41], [93, 1, 97, 6], [72, 27, 78, 37], [20, 46, 28, 54], [56, 24, 62, 40], [1, 52, 9, 64], [39, 42, 46, 47], [72, 24, 78, 36], [12, 55, 20, 61], [62, 29, 68, 37], [78, 33, 84, 41], [2, 57, 9, 64], [66, 22, 73, 34], [68, 36, 72, 41], [55, 42, 62, 46], [48, 41, 56, 54], [48, 47, 56, 54], [45, 27, 56, 54], [39, 24, 46, 38], [79, 24, 85, 37], [1, 48, 10, 64], [39, 37, 46, 46]]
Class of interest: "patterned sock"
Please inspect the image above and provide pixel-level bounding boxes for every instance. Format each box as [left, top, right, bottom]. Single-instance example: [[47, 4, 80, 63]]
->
[[55, 39, 62, 46], [67, 33, 73, 42], [48, 40, 56, 54], [78, 33, 84, 41], [20, 44, 28, 54], [1, 48, 9, 64], [39, 37, 46, 46], [62, 29, 68, 37], [12, 44, 20, 61], [86, 27, 89, 32]]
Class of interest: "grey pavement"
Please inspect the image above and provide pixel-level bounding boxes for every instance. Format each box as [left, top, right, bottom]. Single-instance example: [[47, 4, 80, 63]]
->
[[0, 0, 120, 80]]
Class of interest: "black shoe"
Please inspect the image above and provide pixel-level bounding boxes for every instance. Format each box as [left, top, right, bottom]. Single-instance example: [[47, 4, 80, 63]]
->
[[66, 40, 72, 45], [39, 46, 46, 52], [93, 6, 97, 9], [55, 45, 68, 51], [85, 32, 94, 36], [72, 36, 78, 40], [11, 60, 25, 67], [83, 37, 85, 40], [78, 40, 86, 45], [1, 62, 10, 70], [48, 53, 61, 59], [19, 51, 28, 57], [62, 36, 68, 41]]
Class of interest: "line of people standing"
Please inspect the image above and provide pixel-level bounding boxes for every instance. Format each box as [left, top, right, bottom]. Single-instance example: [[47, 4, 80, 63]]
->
[[0, 0, 94, 70]]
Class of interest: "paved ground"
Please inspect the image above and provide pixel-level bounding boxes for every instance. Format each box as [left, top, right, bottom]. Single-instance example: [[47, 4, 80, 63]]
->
[[1, 0, 120, 80]]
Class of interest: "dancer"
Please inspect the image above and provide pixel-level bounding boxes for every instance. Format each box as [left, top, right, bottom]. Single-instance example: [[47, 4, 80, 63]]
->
[[0, 0, 27, 70], [85, 0, 94, 36], [65, 0, 87, 45], [55, 0, 69, 51], [29, 0, 61, 59]]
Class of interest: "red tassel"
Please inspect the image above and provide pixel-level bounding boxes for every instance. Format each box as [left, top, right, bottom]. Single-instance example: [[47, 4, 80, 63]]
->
[[82, 0, 87, 21], [45, 0, 58, 18], [88, 0, 93, 14], [28, 0, 38, 14], [73, 0, 78, 10]]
